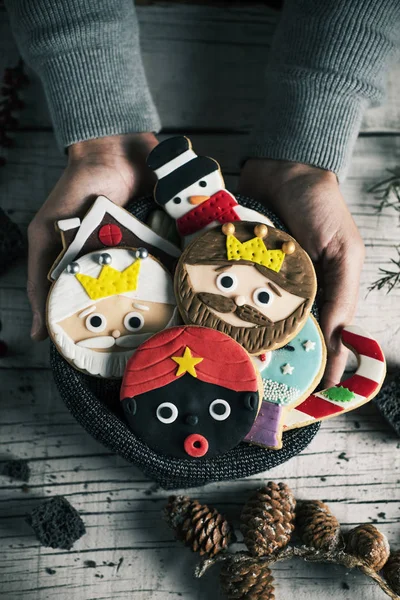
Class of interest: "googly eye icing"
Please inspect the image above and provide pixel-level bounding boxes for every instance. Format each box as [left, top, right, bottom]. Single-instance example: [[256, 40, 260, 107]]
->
[[123, 312, 145, 332], [156, 402, 178, 424], [85, 313, 107, 332], [253, 287, 273, 307], [216, 272, 238, 293], [173, 197, 182, 204], [209, 399, 231, 421]]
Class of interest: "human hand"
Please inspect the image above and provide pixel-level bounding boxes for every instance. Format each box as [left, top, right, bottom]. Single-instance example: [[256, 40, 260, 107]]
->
[[27, 132, 158, 341], [238, 159, 365, 387]]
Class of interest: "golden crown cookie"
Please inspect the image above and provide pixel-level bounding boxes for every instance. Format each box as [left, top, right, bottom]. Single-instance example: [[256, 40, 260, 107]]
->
[[174, 221, 317, 356], [120, 325, 263, 459]]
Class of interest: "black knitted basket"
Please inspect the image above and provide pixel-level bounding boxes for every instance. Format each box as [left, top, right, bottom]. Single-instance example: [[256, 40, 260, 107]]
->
[[50, 194, 320, 489]]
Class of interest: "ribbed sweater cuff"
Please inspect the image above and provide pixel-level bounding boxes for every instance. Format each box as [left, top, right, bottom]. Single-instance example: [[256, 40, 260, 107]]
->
[[245, 70, 368, 181], [37, 47, 161, 149]]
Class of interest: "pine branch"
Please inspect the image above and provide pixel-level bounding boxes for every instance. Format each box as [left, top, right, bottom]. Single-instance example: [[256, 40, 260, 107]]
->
[[368, 247, 400, 294], [369, 168, 400, 220], [195, 547, 400, 599]]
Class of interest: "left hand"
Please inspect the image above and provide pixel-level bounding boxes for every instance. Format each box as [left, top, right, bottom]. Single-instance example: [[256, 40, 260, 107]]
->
[[239, 158, 365, 388]]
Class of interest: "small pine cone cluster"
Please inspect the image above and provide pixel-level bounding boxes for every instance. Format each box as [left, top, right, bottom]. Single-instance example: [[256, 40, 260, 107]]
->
[[296, 500, 342, 552], [345, 524, 390, 571], [383, 550, 400, 594], [164, 495, 233, 557], [220, 556, 275, 600], [240, 482, 296, 557]]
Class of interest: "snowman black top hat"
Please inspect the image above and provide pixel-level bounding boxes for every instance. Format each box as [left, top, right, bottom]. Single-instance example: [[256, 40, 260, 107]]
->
[[147, 136, 219, 206]]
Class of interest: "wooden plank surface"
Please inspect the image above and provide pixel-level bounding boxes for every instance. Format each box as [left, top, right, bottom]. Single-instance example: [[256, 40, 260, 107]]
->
[[0, 3, 399, 134], [0, 3, 399, 600]]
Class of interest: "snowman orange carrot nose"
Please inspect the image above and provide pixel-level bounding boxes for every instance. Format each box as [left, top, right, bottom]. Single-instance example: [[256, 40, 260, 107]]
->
[[189, 195, 209, 205]]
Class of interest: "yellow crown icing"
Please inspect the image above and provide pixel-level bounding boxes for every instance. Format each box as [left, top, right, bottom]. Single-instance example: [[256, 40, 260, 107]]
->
[[226, 234, 285, 272], [76, 259, 141, 300]]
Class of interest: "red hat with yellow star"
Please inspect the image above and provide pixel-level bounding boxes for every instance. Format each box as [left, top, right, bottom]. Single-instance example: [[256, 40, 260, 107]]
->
[[120, 325, 259, 400]]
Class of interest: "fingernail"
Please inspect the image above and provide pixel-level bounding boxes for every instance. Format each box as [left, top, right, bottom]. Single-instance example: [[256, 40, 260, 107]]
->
[[31, 312, 42, 339]]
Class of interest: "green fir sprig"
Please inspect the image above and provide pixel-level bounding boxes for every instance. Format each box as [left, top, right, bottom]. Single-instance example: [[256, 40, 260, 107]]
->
[[369, 168, 400, 220], [368, 246, 400, 294]]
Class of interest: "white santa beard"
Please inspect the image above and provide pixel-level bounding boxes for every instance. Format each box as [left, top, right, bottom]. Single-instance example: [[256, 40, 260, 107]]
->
[[51, 307, 180, 378], [52, 324, 134, 378]]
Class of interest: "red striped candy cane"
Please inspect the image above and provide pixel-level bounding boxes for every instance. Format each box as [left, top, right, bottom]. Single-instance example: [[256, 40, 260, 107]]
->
[[283, 325, 386, 430]]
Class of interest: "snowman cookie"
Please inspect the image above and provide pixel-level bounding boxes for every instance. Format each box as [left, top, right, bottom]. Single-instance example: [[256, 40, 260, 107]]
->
[[47, 248, 178, 378], [120, 326, 263, 459], [146, 136, 273, 246], [174, 221, 317, 356]]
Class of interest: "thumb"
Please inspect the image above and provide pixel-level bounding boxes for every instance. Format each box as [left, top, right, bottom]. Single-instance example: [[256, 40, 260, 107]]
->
[[320, 239, 364, 388]]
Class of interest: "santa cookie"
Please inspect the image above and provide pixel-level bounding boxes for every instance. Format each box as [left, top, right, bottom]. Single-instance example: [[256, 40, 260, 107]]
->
[[146, 136, 273, 245], [174, 221, 317, 356], [47, 248, 178, 378], [120, 326, 263, 459]]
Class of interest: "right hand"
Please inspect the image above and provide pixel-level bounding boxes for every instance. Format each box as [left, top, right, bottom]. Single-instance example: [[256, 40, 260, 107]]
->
[[27, 132, 159, 341]]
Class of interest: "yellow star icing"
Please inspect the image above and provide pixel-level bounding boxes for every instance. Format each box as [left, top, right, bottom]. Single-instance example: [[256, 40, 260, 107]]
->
[[171, 346, 203, 378]]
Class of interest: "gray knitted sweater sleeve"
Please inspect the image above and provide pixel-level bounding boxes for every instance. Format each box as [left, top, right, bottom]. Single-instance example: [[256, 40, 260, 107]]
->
[[5, 0, 400, 178], [4, 0, 161, 150], [245, 0, 400, 179]]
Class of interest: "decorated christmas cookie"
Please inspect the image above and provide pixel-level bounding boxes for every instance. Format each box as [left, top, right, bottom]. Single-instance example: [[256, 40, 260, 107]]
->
[[174, 221, 317, 356], [49, 195, 180, 280], [283, 325, 386, 430], [120, 326, 263, 459], [47, 248, 178, 378], [146, 136, 273, 245], [245, 315, 326, 449]]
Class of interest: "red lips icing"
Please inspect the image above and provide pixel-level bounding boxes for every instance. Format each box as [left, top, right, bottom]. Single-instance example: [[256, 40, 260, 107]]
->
[[184, 433, 209, 458]]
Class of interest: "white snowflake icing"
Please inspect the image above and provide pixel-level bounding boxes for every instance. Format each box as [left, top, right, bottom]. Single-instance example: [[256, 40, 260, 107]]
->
[[281, 363, 294, 375], [303, 340, 316, 352]]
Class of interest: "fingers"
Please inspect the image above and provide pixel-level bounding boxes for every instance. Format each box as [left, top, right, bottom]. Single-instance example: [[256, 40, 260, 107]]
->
[[320, 234, 365, 387], [27, 221, 60, 341]]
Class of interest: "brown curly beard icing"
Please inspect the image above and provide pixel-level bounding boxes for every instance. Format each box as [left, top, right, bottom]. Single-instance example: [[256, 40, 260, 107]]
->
[[174, 222, 317, 355]]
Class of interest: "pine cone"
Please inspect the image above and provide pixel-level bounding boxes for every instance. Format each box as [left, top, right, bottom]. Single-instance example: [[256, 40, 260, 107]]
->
[[220, 556, 275, 600], [240, 482, 296, 557], [164, 495, 233, 557], [296, 500, 341, 552], [345, 524, 390, 571], [383, 550, 400, 594]]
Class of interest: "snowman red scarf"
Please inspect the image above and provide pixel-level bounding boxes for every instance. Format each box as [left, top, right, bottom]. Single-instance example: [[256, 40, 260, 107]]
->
[[176, 190, 240, 237]]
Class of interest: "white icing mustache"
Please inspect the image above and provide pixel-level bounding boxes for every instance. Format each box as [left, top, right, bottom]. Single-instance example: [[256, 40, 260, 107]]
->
[[76, 332, 153, 349]]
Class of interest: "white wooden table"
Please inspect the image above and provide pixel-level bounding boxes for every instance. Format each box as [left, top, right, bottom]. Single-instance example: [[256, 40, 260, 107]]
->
[[0, 4, 399, 599]]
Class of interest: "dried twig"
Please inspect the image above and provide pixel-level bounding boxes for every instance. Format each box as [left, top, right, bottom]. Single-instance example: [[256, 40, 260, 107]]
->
[[196, 547, 400, 599]]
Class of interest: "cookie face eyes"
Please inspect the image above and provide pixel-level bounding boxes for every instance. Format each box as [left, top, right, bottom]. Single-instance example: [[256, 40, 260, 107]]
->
[[253, 287, 274, 307], [199, 180, 207, 188], [123, 312, 145, 332], [173, 197, 182, 204], [85, 313, 107, 332], [209, 399, 231, 421], [216, 272, 238, 293], [156, 402, 179, 424]]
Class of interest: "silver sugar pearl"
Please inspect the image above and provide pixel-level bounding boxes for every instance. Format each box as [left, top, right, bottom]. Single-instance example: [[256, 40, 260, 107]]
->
[[135, 247, 148, 259], [67, 262, 80, 274], [99, 253, 112, 265]]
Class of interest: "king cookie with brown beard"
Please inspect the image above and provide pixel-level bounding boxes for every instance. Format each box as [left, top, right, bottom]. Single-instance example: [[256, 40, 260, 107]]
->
[[174, 221, 317, 355]]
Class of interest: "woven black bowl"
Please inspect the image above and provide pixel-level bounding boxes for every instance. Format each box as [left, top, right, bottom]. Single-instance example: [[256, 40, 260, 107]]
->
[[50, 194, 320, 489]]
